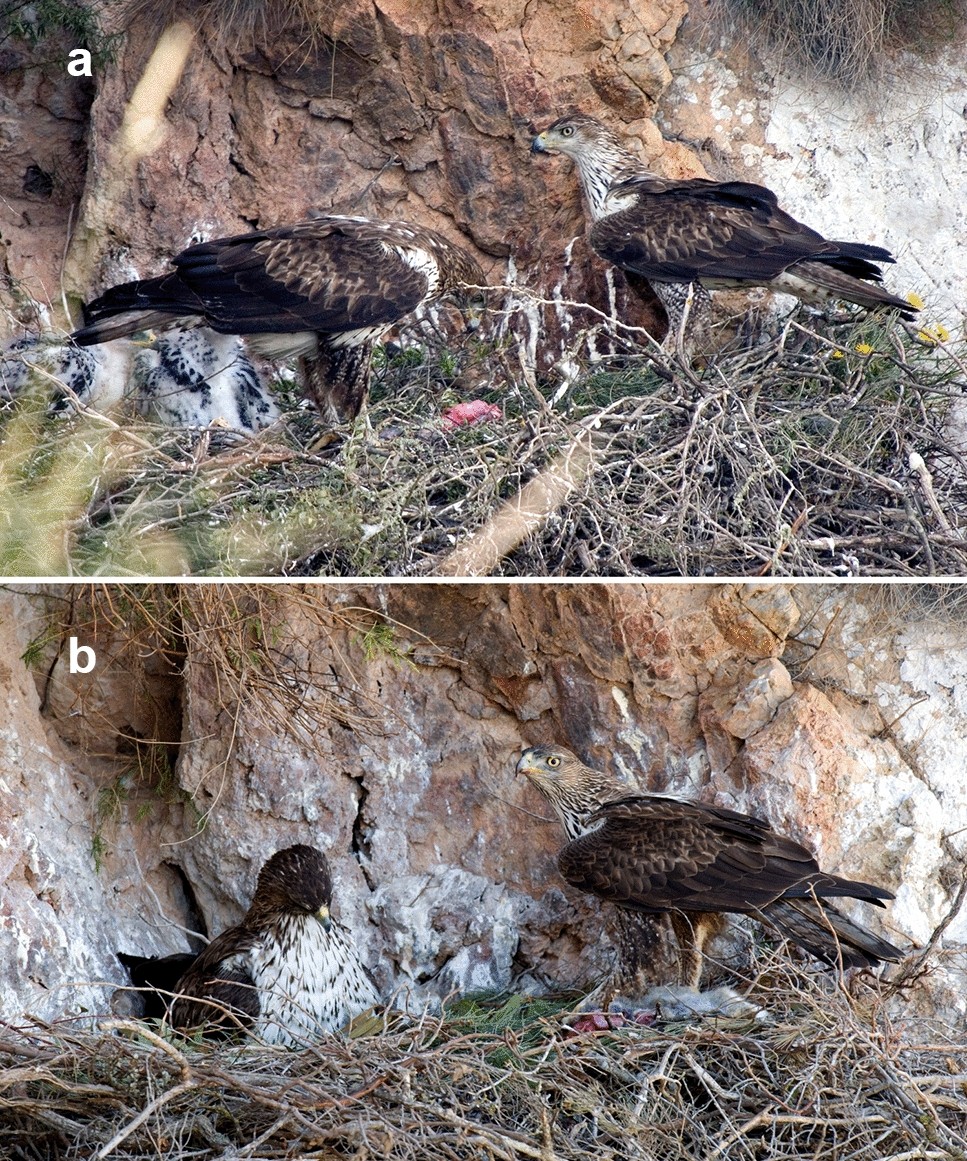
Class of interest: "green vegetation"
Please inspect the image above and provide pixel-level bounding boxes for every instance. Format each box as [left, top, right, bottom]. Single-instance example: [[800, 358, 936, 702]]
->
[[358, 620, 416, 667], [0, 0, 119, 65], [1, 312, 963, 577]]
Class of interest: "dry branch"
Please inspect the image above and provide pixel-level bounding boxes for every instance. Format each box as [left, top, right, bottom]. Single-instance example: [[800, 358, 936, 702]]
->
[[432, 431, 594, 576], [1, 962, 966, 1161]]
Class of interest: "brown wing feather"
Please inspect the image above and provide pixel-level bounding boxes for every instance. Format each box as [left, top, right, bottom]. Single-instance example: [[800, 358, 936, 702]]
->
[[72, 218, 461, 344], [168, 925, 261, 1037], [173, 219, 433, 334], [557, 795, 884, 915], [590, 179, 841, 285]]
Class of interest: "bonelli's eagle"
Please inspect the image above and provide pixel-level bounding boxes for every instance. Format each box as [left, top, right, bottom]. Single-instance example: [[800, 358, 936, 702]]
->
[[71, 215, 484, 423], [125, 844, 381, 1044], [518, 745, 902, 1003], [2, 329, 278, 436], [531, 113, 915, 352]]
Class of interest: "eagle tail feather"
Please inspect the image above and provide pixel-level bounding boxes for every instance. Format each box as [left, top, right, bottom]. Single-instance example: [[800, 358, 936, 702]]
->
[[783, 260, 916, 318], [71, 274, 206, 345], [760, 898, 903, 968]]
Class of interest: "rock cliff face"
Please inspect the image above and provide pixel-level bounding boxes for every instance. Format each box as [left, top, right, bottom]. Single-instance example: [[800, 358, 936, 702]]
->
[[4, 0, 960, 376], [1, 582, 964, 1027], [3, 0, 690, 357]]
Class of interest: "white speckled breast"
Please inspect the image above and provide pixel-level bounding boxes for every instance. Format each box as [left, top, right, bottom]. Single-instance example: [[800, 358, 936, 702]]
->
[[249, 913, 380, 1046]]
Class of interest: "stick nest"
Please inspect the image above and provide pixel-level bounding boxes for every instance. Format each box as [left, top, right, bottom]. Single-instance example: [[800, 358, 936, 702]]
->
[[1, 309, 964, 576], [2, 962, 966, 1161]]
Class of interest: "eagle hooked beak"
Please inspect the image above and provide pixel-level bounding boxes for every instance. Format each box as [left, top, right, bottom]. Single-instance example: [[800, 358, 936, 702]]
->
[[530, 131, 550, 155], [316, 904, 332, 932], [464, 293, 486, 333], [515, 752, 538, 779]]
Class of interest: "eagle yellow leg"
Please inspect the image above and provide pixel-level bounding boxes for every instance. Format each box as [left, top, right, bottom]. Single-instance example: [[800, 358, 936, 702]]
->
[[670, 911, 727, 989]]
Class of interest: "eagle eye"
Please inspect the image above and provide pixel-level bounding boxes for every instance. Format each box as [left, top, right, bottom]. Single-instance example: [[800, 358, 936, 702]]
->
[[561, 125, 574, 137], [547, 755, 561, 768]]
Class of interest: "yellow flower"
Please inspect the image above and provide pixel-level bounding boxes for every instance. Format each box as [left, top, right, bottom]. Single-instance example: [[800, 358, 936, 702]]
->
[[917, 323, 950, 345], [906, 291, 925, 311], [830, 349, 845, 359], [854, 342, 874, 355]]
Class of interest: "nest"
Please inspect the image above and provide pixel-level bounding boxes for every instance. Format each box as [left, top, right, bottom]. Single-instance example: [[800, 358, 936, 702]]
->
[[1, 308, 964, 577], [1, 960, 965, 1161]]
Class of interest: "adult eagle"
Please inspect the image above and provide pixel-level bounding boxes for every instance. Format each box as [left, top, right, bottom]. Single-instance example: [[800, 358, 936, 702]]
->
[[150, 844, 380, 1044], [531, 113, 915, 352], [71, 215, 484, 423], [517, 745, 901, 1002]]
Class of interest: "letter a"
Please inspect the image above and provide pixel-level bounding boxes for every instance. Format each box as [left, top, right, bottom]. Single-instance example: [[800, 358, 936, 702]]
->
[[68, 49, 92, 77]]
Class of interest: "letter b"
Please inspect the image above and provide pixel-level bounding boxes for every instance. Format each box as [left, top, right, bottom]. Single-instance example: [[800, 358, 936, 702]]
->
[[68, 637, 96, 673]]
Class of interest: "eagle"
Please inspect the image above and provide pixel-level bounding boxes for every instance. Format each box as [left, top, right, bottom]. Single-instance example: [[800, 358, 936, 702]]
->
[[517, 745, 902, 1005], [70, 215, 485, 424], [136, 844, 382, 1044], [1, 334, 128, 410], [2, 328, 277, 436], [531, 112, 915, 352], [132, 327, 278, 435]]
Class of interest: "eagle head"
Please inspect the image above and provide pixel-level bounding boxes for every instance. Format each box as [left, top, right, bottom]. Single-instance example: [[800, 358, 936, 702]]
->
[[249, 844, 333, 930], [517, 744, 633, 840], [516, 744, 574, 789], [530, 113, 603, 158]]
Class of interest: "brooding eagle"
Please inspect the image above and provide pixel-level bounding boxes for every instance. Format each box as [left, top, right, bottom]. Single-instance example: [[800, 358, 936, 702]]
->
[[162, 844, 380, 1044], [517, 745, 901, 1003], [531, 113, 915, 352], [71, 215, 484, 423]]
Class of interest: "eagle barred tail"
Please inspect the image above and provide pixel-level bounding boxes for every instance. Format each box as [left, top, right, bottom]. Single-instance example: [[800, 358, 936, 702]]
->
[[782, 256, 917, 318]]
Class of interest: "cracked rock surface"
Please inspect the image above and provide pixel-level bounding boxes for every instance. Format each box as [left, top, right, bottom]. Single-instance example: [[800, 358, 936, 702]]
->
[[0, 583, 964, 1025]]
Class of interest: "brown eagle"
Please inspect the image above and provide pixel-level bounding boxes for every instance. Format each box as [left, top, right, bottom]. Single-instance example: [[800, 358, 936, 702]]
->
[[71, 215, 484, 423], [150, 844, 380, 1044], [517, 745, 902, 1001], [531, 113, 915, 351]]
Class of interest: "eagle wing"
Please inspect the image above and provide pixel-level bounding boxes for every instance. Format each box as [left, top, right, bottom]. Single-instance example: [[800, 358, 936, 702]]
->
[[590, 176, 852, 284], [168, 925, 262, 1037], [78, 219, 439, 340], [558, 794, 829, 915], [171, 218, 437, 335]]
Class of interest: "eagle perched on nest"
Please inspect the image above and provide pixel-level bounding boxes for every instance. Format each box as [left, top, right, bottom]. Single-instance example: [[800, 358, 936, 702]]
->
[[71, 215, 484, 423], [142, 845, 380, 1044], [518, 745, 902, 1005], [531, 113, 915, 352]]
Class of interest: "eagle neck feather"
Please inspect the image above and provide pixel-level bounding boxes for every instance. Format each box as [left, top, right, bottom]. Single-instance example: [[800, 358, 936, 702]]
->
[[573, 138, 645, 222]]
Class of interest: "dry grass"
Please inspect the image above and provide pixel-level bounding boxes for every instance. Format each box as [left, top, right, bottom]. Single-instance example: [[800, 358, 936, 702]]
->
[[1, 308, 964, 577], [1, 961, 965, 1161], [18, 583, 412, 865], [715, 0, 967, 88]]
